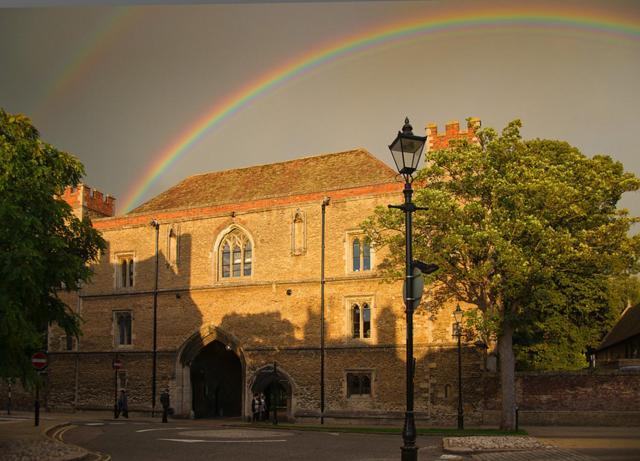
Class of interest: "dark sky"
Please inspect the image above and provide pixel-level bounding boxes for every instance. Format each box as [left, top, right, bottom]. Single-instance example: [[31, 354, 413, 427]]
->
[[1, 0, 638, 216]]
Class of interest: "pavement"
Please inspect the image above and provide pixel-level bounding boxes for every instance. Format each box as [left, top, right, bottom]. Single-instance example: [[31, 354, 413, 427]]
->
[[0, 410, 638, 460]]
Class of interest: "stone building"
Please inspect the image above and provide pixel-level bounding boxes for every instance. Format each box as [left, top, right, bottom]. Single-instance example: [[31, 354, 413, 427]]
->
[[43, 120, 488, 424]]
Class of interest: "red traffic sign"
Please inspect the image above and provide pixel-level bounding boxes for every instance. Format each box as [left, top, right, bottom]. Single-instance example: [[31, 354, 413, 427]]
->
[[112, 359, 123, 370], [31, 351, 48, 370]]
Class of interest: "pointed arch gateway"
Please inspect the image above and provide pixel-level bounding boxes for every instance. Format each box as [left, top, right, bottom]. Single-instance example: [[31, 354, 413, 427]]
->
[[249, 363, 295, 422], [174, 325, 246, 418]]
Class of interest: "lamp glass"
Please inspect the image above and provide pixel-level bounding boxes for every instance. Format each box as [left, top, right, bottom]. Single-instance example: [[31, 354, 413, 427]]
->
[[453, 304, 463, 324]]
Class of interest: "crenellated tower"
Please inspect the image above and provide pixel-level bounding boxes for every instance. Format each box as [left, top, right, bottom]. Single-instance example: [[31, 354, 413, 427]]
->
[[426, 117, 481, 151], [61, 184, 116, 219]]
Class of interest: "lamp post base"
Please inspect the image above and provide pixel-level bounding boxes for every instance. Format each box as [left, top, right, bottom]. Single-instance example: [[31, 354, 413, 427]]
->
[[401, 410, 418, 461], [401, 446, 418, 461]]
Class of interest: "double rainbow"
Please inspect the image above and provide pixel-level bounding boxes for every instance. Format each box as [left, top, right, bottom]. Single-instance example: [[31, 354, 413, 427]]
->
[[113, 4, 640, 213]]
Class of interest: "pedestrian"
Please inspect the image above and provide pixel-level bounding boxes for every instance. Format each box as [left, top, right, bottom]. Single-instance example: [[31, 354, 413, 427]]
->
[[117, 389, 128, 418], [160, 388, 170, 423], [251, 394, 258, 422], [258, 393, 266, 421]]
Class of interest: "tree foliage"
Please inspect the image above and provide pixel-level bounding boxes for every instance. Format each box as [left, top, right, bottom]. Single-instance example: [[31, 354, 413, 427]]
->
[[0, 109, 106, 383], [363, 120, 640, 429]]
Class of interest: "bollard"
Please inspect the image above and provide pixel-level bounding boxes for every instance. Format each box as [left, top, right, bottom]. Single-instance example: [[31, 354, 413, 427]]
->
[[515, 406, 519, 432]]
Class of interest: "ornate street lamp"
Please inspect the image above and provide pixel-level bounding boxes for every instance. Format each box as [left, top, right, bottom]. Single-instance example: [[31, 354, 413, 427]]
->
[[453, 303, 464, 430], [388, 117, 427, 461]]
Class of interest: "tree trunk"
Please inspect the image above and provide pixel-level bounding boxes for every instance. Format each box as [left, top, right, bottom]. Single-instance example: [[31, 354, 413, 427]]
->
[[498, 322, 516, 431]]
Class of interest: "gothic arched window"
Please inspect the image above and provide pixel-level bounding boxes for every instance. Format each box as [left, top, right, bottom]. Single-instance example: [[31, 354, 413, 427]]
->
[[219, 229, 253, 279]]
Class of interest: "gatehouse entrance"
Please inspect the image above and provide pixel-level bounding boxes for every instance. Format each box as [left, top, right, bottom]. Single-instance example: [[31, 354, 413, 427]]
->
[[190, 340, 241, 418], [251, 364, 292, 422]]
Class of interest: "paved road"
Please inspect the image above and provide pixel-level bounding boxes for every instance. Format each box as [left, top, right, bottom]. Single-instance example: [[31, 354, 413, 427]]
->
[[526, 426, 640, 461], [63, 419, 451, 461]]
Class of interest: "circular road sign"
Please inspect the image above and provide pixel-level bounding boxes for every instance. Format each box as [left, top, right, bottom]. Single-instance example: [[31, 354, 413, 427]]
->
[[112, 359, 123, 369], [31, 351, 48, 370]]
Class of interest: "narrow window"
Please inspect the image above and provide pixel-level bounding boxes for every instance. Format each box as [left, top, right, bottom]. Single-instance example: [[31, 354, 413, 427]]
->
[[222, 243, 230, 278], [352, 239, 360, 271], [115, 311, 132, 346], [121, 260, 127, 287], [363, 239, 371, 271], [352, 303, 360, 338], [347, 374, 360, 397], [128, 259, 134, 287], [65, 334, 74, 351], [244, 241, 252, 276], [362, 303, 371, 339], [232, 245, 241, 277]]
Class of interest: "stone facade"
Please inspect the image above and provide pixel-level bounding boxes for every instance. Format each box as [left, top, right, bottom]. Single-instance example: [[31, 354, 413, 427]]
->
[[34, 144, 483, 423]]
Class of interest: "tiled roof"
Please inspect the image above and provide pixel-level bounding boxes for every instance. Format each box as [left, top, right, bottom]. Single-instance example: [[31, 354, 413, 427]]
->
[[130, 149, 397, 214], [597, 303, 640, 351]]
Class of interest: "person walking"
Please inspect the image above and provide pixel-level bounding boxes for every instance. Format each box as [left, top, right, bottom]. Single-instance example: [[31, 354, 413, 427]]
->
[[117, 389, 128, 418], [251, 394, 259, 422], [160, 388, 170, 423], [258, 393, 266, 421]]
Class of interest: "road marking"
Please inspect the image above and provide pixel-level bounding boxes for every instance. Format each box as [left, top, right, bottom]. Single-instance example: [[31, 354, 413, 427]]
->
[[85, 422, 105, 426], [137, 427, 188, 433], [159, 438, 287, 443]]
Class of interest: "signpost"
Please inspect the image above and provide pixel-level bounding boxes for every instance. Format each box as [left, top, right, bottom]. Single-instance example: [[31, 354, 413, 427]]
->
[[31, 352, 48, 426]]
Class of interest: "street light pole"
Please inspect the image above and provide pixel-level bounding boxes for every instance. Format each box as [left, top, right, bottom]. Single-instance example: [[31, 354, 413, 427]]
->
[[151, 219, 160, 418], [320, 196, 330, 425], [453, 304, 464, 430], [388, 118, 427, 461]]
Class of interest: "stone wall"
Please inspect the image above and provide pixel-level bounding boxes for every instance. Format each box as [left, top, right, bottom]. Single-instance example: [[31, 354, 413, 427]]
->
[[481, 369, 640, 426]]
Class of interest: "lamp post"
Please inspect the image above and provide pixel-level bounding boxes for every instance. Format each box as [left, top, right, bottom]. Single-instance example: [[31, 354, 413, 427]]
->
[[320, 196, 330, 425], [150, 219, 160, 417], [453, 303, 464, 430], [388, 117, 427, 461]]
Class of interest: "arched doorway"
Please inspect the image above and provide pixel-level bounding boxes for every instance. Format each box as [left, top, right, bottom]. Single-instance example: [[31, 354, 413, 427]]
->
[[190, 340, 241, 418], [250, 364, 293, 422]]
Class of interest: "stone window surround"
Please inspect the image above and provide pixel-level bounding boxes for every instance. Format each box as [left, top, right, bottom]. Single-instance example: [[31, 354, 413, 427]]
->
[[113, 310, 134, 349], [344, 230, 374, 274], [166, 225, 180, 268], [291, 209, 306, 256], [113, 252, 135, 290], [344, 295, 375, 342], [345, 369, 375, 399], [213, 224, 256, 282]]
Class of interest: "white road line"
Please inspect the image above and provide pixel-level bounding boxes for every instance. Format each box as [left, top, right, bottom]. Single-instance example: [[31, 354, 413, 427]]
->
[[85, 422, 105, 426], [136, 427, 188, 433], [159, 438, 287, 443]]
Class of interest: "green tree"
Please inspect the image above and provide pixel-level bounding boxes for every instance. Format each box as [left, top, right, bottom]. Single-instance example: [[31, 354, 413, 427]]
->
[[363, 120, 640, 429], [0, 109, 106, 383]]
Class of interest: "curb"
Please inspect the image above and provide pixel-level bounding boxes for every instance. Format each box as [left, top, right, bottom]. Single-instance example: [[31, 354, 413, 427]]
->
[[442, 437, 546, 455], [45, 422, 111, 461]]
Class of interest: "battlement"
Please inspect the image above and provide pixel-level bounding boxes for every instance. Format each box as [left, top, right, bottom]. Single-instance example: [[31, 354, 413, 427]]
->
[[62, 184, 116, 219], [426, 117, 481, 151]]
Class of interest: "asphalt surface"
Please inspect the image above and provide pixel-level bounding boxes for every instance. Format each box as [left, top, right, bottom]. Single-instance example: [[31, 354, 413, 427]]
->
[[63, 418, 448, 461]]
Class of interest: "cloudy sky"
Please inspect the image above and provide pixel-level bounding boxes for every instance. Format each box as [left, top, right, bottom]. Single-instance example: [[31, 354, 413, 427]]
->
[[1, 0, 639, 216]]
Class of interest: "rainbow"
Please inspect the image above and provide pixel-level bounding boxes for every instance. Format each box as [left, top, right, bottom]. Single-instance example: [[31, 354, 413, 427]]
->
[[121, 3, 640, 213], [37, 8, 139, 119]]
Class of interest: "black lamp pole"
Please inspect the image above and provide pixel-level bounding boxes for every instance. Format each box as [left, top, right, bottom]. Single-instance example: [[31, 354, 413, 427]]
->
[[388, 118, 427, 461], [453, 304, 464, 430], [320, 197, 330, 425], [151, 219, 160, 417]]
